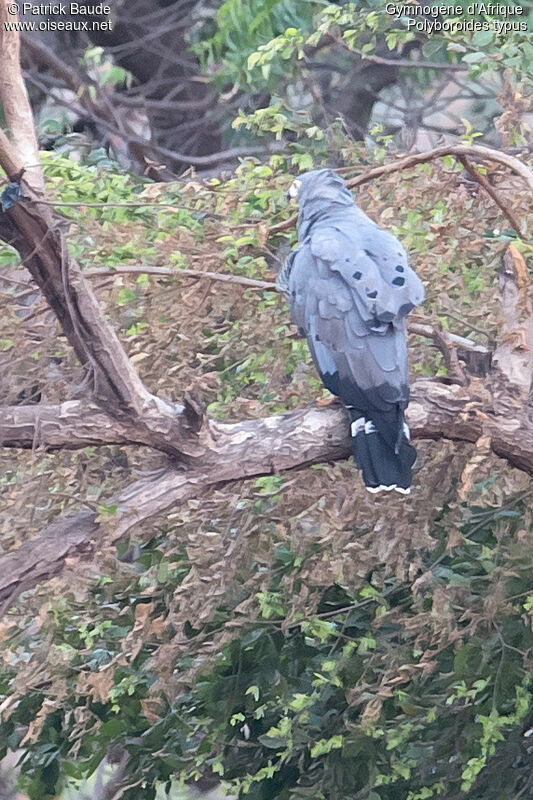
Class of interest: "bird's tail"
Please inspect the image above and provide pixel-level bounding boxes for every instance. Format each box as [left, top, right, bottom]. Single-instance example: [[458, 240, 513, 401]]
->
[[349, 410, 416, 494]]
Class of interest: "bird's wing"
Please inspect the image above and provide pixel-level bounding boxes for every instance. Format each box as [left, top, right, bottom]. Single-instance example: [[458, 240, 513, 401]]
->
[[288, 235, 412, 412], [276, 248, 299, 299], [310, 225, 425, 325]]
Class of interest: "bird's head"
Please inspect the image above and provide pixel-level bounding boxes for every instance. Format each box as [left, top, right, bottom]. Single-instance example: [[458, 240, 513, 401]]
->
[[286, 169, 353, 208], [286, 179, 301, 203]]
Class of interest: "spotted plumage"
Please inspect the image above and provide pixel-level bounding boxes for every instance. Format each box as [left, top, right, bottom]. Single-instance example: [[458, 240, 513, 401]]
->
[[277, 169, 425, 494]]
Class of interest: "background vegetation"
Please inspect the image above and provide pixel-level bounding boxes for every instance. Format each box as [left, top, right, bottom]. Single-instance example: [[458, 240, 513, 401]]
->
[[1, 1, 533, 799]]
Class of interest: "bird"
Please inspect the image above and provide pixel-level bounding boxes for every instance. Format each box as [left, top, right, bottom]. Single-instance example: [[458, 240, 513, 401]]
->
[[277, 169, 425, 495]]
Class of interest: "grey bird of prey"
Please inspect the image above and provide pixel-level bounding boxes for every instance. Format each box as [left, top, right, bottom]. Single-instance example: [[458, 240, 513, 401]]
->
[[277, 169, 425, 494]]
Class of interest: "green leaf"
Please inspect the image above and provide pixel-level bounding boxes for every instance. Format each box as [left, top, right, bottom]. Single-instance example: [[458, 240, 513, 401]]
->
[[472, 29, 494, 48], [462, 51, 486, 64]]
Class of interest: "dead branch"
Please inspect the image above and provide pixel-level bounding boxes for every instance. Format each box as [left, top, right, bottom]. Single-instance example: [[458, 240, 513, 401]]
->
[[0, 204, 200, 455], [0, 400, 164, 450], [0, 127, 23, 181], [348, 144, 533, 195], [82, 267, 488, 357], [457, 154, 522, 233], [492, 245, 533, 396], [408, 319, 490, 356], [84, 265, 277, 291], [409, 322, 467, 385], [269, 144, 533, 234]]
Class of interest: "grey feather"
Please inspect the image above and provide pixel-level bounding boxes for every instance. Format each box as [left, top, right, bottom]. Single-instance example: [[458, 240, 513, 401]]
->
[[280, 169, 424, 402], [280, 169, 424, 493]]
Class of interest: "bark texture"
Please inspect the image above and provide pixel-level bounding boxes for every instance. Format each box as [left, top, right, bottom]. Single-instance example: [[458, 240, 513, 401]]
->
[[2, 377, 533, 606]]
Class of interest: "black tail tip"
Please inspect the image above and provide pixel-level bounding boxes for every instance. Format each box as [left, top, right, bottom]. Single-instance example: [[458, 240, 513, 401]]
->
[[351, 416, 415, 495]]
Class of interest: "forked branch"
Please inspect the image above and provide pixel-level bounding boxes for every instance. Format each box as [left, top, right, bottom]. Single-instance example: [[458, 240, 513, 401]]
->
[[0, 8, 199, 456], [1, 379, 533, 609]]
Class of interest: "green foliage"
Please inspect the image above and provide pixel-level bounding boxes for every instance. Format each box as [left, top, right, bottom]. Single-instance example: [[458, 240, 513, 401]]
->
[[200, 0, 532, 146], [195, 0, 315, 92], [1, 18, 533, 790], [4, 494, 533, 799]]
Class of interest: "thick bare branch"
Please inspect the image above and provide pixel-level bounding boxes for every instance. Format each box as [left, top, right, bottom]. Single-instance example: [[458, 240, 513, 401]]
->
[[0, 203, 201, 455], [0, 15, 204, 456], [492, 245, 533, 396], [2, 379, 533, 607], [0, 400, 169, 449], [0, 127, 23, 180], [0, 2, 43, 192]]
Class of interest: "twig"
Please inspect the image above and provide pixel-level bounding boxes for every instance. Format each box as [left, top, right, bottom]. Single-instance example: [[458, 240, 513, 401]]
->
[[409, 320, 489, 354], [410, 322, 467, 384], [347, 144, 533, 194], [83, 267, 489, 362], [84, 265, 276, 291], [351, 47, 467, 72], [457, 155, 522, 233], [269, 144, 533, 234]]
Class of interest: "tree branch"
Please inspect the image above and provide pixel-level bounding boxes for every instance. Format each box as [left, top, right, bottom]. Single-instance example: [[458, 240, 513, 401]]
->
[[2, 379, 533, 608], [0, 22, 204, 457], [269, 144, 533, 234], [0, 400, 168, 449], [457, 154, 523, 233], [348, 143, 533, 197], [492, 245, 533, 396], [409, 322, 468, 385], [84, 265, 277, 291], [0, 126, 23, 181], [0, 204, 201, 454], [0, 2, 43, 192]]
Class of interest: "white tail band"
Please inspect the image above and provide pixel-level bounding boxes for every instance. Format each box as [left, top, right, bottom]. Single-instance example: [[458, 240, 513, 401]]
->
[[351, 417, 365, 437]]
